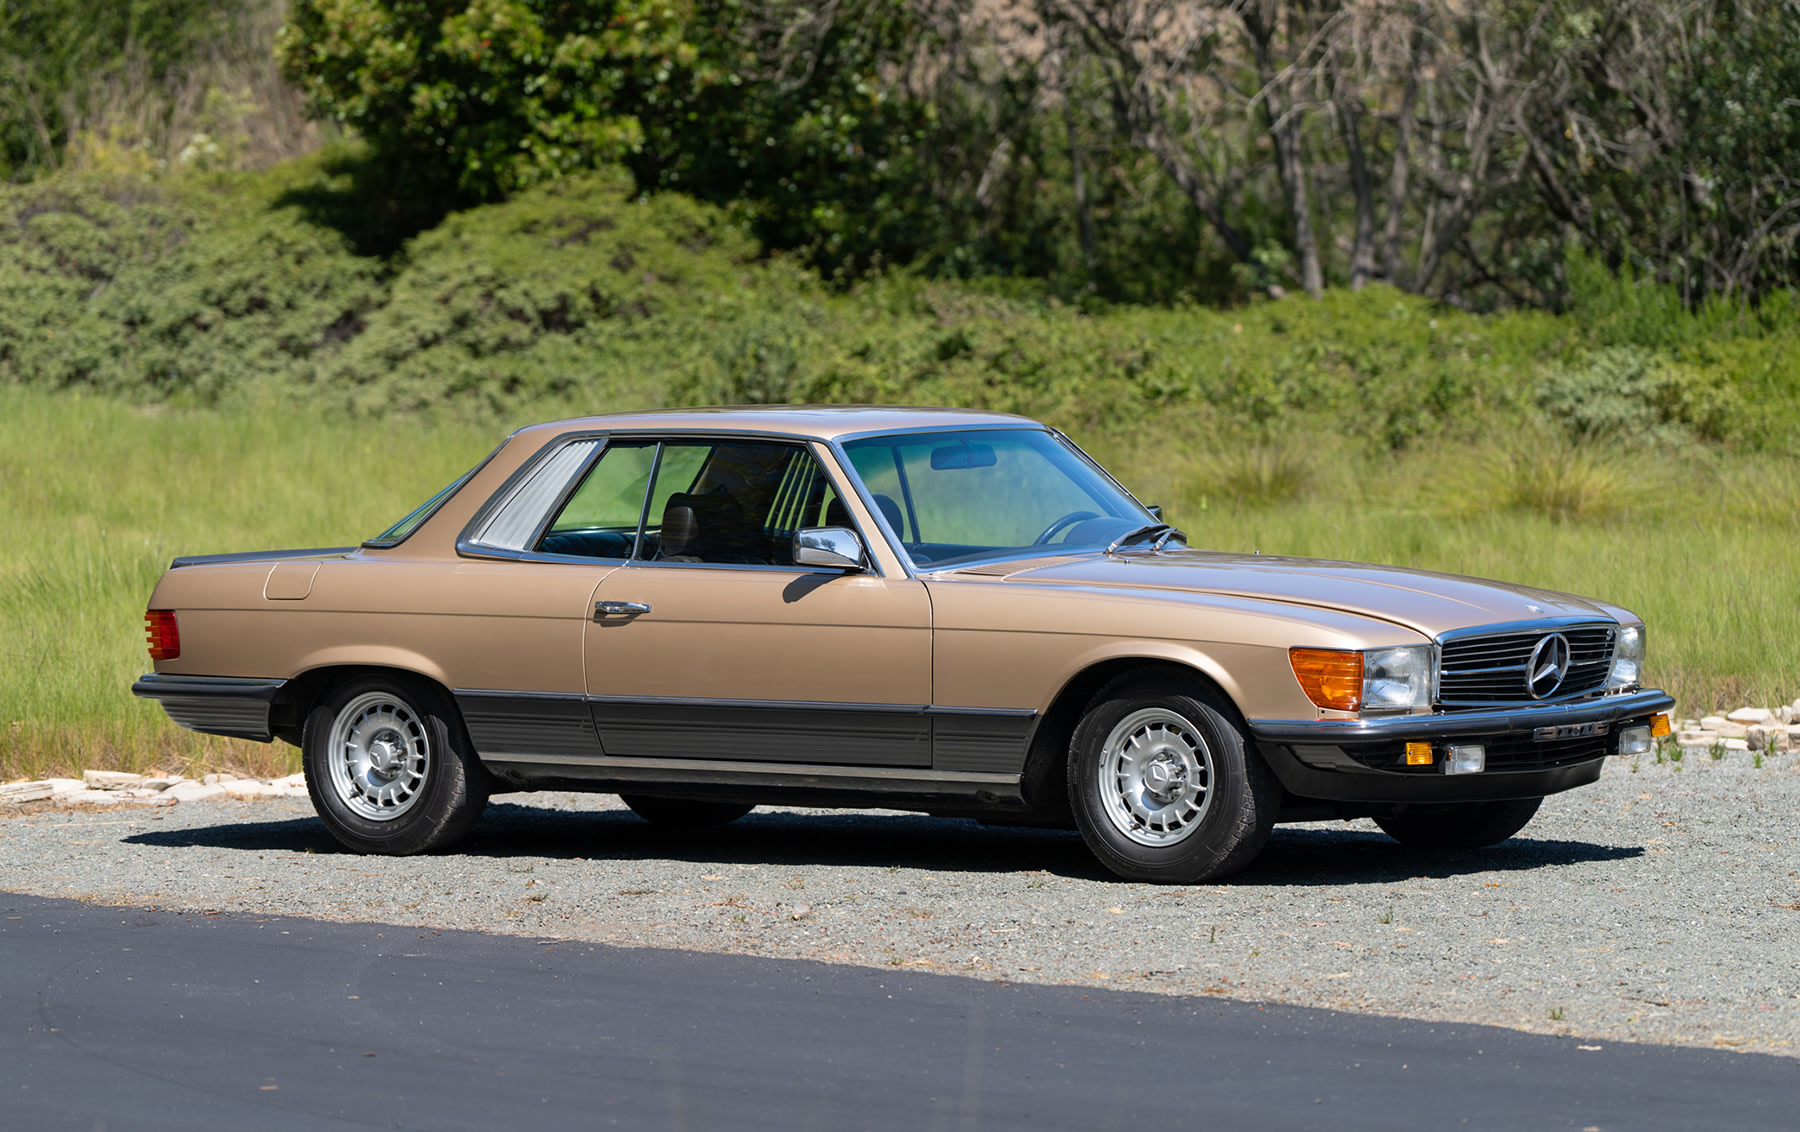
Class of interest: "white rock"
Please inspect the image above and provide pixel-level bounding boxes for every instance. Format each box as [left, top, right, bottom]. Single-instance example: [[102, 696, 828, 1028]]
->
[[1777, 706, 1795, 725], [165, 781, 227, 803], [220, 778, 275, 798], [1699, 715, 1728, 729], [45, 778, 86, 796], [83, 770, 143, 790], [1727, 707, 1773, 725], [273, 772, 307, 788], [139, 777, 183, 791], [0, 781, 55, 804], [53, 788, 122, 805], [1677, 729, 1719, 746], [1723, 738, 1750, 752]]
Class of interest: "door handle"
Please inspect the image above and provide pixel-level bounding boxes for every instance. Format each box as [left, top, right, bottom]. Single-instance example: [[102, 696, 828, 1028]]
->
[[594, 600, 651, 617]]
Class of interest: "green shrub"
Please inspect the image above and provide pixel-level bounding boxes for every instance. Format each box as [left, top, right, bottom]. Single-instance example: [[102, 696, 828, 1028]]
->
[[0, 170, 382, 404], [1535, 345, 1741, 445]]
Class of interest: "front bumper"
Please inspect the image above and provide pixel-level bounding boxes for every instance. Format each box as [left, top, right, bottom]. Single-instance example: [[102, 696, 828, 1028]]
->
[[1248, 689, 1673, 804], [133, 674, 286, 743]]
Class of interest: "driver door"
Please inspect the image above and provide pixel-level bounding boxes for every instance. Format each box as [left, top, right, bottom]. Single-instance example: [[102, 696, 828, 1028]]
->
[[577, 437, 933, 766]]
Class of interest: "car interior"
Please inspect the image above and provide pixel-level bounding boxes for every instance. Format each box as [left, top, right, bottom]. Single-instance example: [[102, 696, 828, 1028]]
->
[[537, 439, 850, 567]]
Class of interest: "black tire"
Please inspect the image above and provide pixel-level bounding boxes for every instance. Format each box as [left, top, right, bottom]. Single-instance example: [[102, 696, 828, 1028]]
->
[[1374, 797, 1543, 849], [302, 674, 489, 855], [1067, 675, 1279, 883], [620, 795, 755, 828]]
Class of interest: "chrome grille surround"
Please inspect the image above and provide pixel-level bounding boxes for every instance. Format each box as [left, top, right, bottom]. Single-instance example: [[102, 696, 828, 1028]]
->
[[1435, 618, 1618, 708]]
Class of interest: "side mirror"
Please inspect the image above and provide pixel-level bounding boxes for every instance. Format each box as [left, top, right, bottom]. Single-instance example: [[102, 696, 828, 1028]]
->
[[1146, 504, 1163, 520], [793, 526, 866, 571]]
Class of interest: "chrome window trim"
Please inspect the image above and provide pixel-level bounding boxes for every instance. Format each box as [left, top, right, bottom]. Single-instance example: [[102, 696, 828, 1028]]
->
[[460, 429, 894, 577]]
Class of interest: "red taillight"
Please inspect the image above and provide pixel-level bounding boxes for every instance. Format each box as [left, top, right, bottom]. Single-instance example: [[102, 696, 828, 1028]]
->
[[145, 610, 180, 661]]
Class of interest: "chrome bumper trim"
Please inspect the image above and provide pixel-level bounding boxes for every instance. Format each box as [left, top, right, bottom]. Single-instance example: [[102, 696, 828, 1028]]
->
[[1248, 689, 1674, 744]]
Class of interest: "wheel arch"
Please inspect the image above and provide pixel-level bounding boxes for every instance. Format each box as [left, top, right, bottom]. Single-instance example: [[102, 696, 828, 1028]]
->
[[270, 662, 459, 748], [1017, 655, 1248, 825]]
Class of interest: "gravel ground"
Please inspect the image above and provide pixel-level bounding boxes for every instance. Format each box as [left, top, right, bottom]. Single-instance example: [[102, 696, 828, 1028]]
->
[[3, 750, 1797, 1057]]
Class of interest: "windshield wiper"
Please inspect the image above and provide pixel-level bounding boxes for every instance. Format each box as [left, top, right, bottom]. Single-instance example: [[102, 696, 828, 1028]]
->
[[1105, 522, 1183, 556]]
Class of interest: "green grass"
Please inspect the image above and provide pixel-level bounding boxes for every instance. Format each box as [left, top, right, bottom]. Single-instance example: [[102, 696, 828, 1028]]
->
[[0, 386, 496, 780], [4, 383, 1796, 782]]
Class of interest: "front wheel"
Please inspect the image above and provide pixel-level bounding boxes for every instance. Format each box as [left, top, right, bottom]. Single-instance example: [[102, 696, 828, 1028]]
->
[[1374, 798, 1543, 849], [302, 675, 489, 855], [1067, 676, 1279, 883]]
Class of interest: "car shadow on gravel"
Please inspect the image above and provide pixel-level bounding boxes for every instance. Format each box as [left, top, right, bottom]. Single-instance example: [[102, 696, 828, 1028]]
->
[[1242, 826, 1645, 886], [124, 804, 1638, 885], [122, 804, 1118, 877]]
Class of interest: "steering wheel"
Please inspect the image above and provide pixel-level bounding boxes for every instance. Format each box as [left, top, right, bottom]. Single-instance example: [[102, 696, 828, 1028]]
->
[[1032, 510, 1102, 546]]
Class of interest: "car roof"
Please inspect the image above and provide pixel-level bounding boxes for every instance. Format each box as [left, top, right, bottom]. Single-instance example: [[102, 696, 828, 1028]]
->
[[508, 405, 1041, 446]]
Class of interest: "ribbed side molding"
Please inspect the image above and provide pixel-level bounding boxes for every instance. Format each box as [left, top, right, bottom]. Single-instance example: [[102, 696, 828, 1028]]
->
[[132, 675, 284, 743], [455, 691, 602, 760], [450, 689, 1039, 777], [480, 752, 1024, 805]]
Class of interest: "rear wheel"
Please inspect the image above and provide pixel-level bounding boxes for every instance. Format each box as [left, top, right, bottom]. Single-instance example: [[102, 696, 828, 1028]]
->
[[302, 675, 489, 855], [1067, 676, 1278, 883], [620, 795, 754, 828], [1374, 798, 1543, 849]]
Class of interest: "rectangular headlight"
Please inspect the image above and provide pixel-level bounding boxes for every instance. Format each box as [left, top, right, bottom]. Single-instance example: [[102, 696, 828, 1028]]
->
[[1362, 645, 1435, 712], [1291, 645, 1434, 713], [1608, 625, 1645, 690]]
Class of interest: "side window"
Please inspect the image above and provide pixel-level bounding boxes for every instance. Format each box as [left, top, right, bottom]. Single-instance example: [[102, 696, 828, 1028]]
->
[[643, 440, 837, 566], [536, 442, 658, 559], [469, 439, 602, 552]]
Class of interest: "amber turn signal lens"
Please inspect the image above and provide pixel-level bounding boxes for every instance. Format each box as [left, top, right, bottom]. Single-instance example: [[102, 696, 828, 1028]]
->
[[1405, 741, 1435, 766], [145, 610, 180, 661], [1290, 648, 1364, 711], [1650, 713, 1672, 738]]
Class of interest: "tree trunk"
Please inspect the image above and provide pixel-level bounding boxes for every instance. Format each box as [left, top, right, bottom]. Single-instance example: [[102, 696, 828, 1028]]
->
[[1340, 94, 1376, 290], [1382, 14, 1426, 288], [1244, 4, 1323, 297], [1054, 29, 1097, 279]]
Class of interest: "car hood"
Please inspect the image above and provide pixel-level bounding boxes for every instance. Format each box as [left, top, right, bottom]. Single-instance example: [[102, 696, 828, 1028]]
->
[[956, 550, 1616, 639]]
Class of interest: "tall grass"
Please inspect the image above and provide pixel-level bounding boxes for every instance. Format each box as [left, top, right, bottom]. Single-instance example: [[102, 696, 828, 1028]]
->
[[5, 385, 1796, 782], [0, 387, 496, 780]]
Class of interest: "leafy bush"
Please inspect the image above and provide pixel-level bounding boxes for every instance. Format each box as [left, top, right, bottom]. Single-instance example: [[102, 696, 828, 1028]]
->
[[276, 0, 702, 201], [3, 159, 1796, 465], [1535, 345, 1739, 444], [0, 171, 382, 404]]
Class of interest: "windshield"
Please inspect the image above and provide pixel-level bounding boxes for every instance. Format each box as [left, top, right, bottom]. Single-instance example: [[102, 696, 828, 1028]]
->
[[841, 429, 1165, 568]]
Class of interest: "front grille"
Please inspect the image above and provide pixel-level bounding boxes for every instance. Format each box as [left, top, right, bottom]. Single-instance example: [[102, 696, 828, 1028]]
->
[[1437, 623, 1616, 707]]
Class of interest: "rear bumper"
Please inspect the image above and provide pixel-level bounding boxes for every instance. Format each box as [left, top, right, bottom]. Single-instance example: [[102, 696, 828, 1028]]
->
[[1248, 689, 1673, 805], [132, 674, 285, 743]]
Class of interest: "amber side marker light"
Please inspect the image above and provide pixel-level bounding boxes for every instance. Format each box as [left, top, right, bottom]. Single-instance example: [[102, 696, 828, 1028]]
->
[[145, 610, 180, 661], [1290, 648, 1364, 712], [1650, 713, 1672, 738], [1404, 741, 1434, 767]]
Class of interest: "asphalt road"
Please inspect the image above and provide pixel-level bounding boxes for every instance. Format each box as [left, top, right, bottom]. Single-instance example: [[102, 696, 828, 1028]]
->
[[2, 892, 1793, 1132]]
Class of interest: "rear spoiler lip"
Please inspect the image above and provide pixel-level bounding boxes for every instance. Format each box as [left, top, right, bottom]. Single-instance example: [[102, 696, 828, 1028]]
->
[[168, 546, 359, 570]]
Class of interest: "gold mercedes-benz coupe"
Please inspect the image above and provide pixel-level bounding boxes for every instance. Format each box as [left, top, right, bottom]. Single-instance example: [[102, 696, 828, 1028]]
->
[[135, 407, 1672, 882]]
